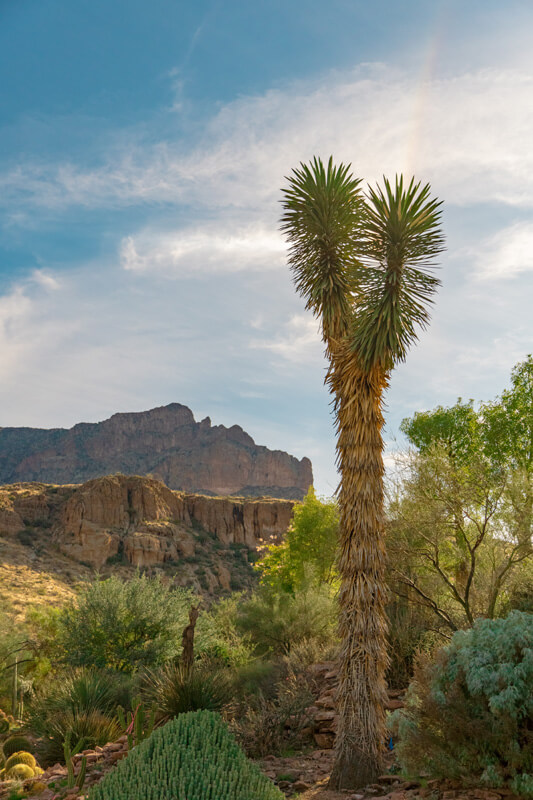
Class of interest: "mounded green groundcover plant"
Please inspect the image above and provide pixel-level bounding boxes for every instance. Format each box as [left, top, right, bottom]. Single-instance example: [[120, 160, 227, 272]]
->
[[88, 710, 284, 800], [391, 611, 533, 797]]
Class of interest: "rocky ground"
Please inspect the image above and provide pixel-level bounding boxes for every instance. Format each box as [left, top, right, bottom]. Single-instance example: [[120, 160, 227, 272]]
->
[[0, 740, 520, 800]]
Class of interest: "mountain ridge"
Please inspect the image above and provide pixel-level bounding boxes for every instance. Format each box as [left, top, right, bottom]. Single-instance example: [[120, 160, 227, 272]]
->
[[0, 403, 312, 499]]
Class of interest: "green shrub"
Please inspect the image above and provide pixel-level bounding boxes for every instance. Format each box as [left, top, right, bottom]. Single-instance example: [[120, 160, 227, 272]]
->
[[2, 736, 33, 758], [58, 574, 194, 672], [391, 611, 533, 796], [36, 709, 121, 766], [141, 662, 233, 719], [195, 596, 254, 667], [28, 668, 131, 719], [238, 583, 337, 655], [26, 667, 131, 763], [88, 710, 283, 800]]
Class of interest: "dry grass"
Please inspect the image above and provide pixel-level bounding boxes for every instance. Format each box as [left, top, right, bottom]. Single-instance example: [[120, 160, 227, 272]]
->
[[0, 536, 90, 622]]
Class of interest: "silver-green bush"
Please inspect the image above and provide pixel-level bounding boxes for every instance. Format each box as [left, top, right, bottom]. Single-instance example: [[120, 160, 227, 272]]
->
[[391, 611, 533, 797]]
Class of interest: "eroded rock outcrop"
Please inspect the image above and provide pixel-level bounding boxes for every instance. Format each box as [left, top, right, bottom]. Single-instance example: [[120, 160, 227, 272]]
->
[[0, 404, 312, 499], [0, 475, 296, 572]]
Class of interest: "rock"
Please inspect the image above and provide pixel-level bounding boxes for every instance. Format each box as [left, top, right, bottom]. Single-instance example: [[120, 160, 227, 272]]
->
[[316, 694, 336, 708], [0, 404, 312, 499], [217, 563, 231, 591], [314, 710, 336, 722], [43, 474, 297, 570], [292, 781, 311, 792], [313, 732, 334, 749], [385, 699, 405, 711], [276, 769, 300, 781]]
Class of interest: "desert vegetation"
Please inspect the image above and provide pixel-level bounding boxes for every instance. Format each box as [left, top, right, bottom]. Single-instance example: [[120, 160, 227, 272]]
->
[[0, 354, 531, 797]]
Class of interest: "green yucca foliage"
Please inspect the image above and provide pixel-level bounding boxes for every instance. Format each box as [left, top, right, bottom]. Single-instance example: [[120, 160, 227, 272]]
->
[[391, 611, 533, 797], [89, 710, 284, 800]]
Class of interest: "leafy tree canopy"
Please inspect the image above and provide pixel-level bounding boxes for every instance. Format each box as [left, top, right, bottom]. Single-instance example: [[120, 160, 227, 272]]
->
[[256, 487, 339, 593], [401, 354, 533, 472]]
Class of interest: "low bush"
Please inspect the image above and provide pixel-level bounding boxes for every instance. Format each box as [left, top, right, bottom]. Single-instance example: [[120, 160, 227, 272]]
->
[[26, 668, 128, 765], [57, 574, 193, 672], [238, 583, 337, 655], [36, 708, 121, 765], [88, 710, 283, 800], [231, 670, 314, 758], [196, 596, 254, 667], [390, 611, 533, 797], [141, 662, 233, 719]]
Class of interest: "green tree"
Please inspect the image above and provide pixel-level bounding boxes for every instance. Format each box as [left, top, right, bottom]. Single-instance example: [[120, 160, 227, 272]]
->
[[257, 487, 339, 592], [281, 158, 444, 787], [393, 358, 533, 629], [58, 574, 193, 672]]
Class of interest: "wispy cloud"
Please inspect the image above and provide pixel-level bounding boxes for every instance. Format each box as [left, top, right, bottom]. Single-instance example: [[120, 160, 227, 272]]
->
[[2, 65, 533, 214], [250, 315, 323, 366], [120, 223, 285, 276], [472, 222, 533, 280], [31, 269, 61, 290]]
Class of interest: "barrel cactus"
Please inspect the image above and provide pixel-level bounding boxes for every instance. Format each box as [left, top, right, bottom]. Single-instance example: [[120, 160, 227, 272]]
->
[[0, 712, 10, 734], [5, 751, 37, 771], [89, 710, 284, 800], [2, 735, 33, 759], [29, 782, 48, 796], [6, 762, 35, 780]]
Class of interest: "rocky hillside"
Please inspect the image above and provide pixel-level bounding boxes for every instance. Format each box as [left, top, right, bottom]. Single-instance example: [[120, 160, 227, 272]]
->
[[0, 474, 296, 619], [0, 404, 312, 499]]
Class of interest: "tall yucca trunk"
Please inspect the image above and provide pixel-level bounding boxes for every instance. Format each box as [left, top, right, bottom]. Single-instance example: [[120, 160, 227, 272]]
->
[[328, 347, 389, 789]]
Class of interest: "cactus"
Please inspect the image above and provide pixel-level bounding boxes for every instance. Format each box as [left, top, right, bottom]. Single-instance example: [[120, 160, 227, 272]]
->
[[89, 710, 284, 800], [63, 731, 85, 789], [5, 751, 37, 770], [0, 712, 10, 734], [2, 735, 32, 759], [76, 754, 88, 791], [29, 782, 48, 796], [6, 762, 34, 780], [117, 698, 156, 750]]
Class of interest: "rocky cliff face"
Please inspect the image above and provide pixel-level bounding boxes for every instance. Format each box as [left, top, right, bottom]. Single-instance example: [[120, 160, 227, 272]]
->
[[0, 475, 295, 579], [0, 404, 312, 499]]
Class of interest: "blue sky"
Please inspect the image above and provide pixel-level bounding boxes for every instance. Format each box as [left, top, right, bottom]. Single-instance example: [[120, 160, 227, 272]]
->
[[1, 0, 532, 494]]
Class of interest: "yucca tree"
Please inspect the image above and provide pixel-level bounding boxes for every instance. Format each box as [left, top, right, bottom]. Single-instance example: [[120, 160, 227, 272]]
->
[[281, 157, 445, 789]]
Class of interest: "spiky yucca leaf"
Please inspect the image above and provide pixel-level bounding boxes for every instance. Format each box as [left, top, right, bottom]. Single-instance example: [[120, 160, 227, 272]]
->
[[351, 176, 444, 371], [281, 156, 364, 346]]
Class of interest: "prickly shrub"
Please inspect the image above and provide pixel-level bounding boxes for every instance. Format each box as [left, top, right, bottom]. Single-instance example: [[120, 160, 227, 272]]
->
[[2, 736, 32, 759], [88, 710, 284, 800], [5, 752, 37, 770], [391, 611, 533, 796], [141, 662, 233, 718], [36, 709, 121, 765]]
